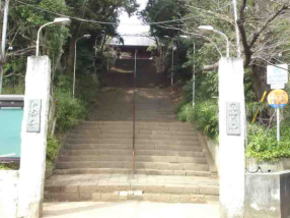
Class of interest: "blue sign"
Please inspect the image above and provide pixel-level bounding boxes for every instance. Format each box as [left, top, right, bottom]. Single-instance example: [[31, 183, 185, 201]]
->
[[269, 104, 287, 109]]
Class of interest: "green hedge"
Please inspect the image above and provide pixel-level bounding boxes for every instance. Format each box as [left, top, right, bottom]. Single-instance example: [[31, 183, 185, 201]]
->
[[55, 89, 86, 132], [246, 124, 290, 161], [177, 100, 218, 139]]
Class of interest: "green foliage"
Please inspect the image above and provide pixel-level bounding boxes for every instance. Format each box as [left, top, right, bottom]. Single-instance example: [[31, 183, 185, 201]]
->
[[47, 136, 61, 162], [195, 71, 218, 101], [247, 124, 290, 161], [2, 81, 25, 95], [142, 0, 188, 37], [177, 100, 218, 139], [246, 101, 268, 122], [192, 101, 218, 139], [0, 163, 19, 170], [177, 103, 195, 122], [55, 88, 86, 132]]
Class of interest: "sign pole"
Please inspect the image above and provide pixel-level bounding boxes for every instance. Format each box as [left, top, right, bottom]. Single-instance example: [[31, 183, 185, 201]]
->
[[277, 108, 280, 142]]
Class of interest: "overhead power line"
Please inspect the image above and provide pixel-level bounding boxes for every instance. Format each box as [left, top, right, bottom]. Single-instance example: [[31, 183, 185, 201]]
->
[[15, 0, 196, 26]]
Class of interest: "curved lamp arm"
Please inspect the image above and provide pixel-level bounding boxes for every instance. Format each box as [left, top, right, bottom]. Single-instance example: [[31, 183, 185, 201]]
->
[[36, 22, 55, 56]]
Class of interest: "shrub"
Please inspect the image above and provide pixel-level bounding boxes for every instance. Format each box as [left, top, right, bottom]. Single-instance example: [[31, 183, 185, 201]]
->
[[177, 100, 218, 139], [193, 101, 218, 139], [55, 90, 86, 132], [177, 103, 195, 122], [247, 124, 290, 161], [47, 136, 61, 162]]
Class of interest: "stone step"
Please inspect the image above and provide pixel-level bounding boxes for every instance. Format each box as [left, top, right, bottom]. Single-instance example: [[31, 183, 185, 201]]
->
[[80, 121, 190, 126], [54, 168, 132, 175], [53, 168, 214, 177], [66, 138, 132, 144], [59, 154, 207, 164], [65, 144, 203, 152], [62, 148, 205, 158], [66, 138, 200, 146], [56, 161, 209, 171], [56, 161, 132, 169], [66, 133, 198, 141], [62, 148, 132, 156], [74, 124, 194, 131], [135, 162, 209, 171], [67, 135, 199, 142], [70, 128, 196, 135], [44, 174, 218, 203], [67, 132, 133, 138], [135, 144, 202, 152], [45, 191, 217, 203], [65, 144, 132, 150]]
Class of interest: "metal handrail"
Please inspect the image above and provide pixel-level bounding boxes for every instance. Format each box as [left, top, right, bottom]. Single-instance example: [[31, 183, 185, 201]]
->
[[132, 49, 137, 174]]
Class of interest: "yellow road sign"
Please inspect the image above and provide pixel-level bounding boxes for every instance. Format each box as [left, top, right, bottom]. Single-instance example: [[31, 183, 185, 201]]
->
[[267, 89, 288, 108]]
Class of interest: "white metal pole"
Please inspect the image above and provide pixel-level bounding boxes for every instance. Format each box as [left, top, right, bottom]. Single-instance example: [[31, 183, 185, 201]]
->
[[0, 0, 9, 94], [73, 38, 79, 98], [277, 108, 280, 142], [232, 0, 241, 57], [1, 0, 9, 57], [192, 43, 196, 107], [214, 30, 230, 58], [36, 21, 54, 56], [134, 49, 137, 79], [171, 45, 174, 86]]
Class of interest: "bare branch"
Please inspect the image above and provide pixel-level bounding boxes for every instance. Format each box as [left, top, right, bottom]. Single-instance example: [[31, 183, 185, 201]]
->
[[249, 4, 290, 48], [185, 4, 234, 26], [203, 62, 219, 71], [237, 0, 252, 66]]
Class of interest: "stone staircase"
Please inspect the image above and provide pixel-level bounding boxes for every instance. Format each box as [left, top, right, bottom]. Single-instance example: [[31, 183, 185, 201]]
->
[[45, 88, 218, 203]]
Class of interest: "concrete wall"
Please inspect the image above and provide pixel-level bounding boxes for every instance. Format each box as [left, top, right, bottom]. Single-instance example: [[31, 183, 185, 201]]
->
[[206, 138, 219, 172], [245, 171, 290, 218], [247, 158, 290, 172], [0, 170, 19, 218]]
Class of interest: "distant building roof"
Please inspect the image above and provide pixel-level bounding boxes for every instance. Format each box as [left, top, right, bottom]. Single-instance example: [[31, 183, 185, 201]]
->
[[109, 34, 156, 47]]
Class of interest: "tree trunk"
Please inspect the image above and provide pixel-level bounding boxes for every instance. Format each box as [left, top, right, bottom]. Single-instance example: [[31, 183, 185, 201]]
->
[[66, 36, 76, 75], [251, 63, 269, 99]]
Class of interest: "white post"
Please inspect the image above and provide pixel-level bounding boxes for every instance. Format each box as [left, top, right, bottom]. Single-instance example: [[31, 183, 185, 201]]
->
[[134, 49, 137, 79], [17, 56, 51, 218], [192, 43, 196, 107], [1, 0, 9, 56], [232, 0, 241, 57], [73, 38, 78, 98], [277, 108, 280, 142], [0, 0, 10, 94], [171, 46, 174, 86], [219, 58, 245, 218]]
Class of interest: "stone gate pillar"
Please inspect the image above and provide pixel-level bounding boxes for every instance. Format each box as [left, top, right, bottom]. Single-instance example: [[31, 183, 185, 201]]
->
[[17, 56, 51, 218], [218, 58, 246, 218]]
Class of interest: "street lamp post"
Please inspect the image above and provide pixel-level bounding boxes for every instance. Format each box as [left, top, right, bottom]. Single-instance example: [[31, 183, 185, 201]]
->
[[36, 17, 71, 56], [232, 0, 241, 57], [180, 35, 196, 106], [0, 0, 10, 94], [198, 25, 230, 58], [73, 34, 91, 98], [171, 43, 177, 86]]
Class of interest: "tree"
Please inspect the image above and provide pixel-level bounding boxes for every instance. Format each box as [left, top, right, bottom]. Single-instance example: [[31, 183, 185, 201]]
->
[[142, 0, 290, 99], [1, 0, 138, 92]]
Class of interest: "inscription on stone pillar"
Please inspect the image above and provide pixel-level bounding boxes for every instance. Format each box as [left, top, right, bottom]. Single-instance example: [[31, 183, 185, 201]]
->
[[226, 102, 241, 136], [26, 99, 42, 133]]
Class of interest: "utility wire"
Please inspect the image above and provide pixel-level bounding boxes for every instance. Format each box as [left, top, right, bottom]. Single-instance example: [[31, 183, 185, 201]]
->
[[15, 0, 116, 25], [15, 0, 197, 26]]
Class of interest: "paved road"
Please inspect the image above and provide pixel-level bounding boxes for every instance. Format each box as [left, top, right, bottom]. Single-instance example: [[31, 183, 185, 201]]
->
[[43, 201, 219, 218]]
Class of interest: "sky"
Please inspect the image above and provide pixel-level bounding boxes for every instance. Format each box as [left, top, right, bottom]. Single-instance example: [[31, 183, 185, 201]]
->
[[117, 0, 150, 35]]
